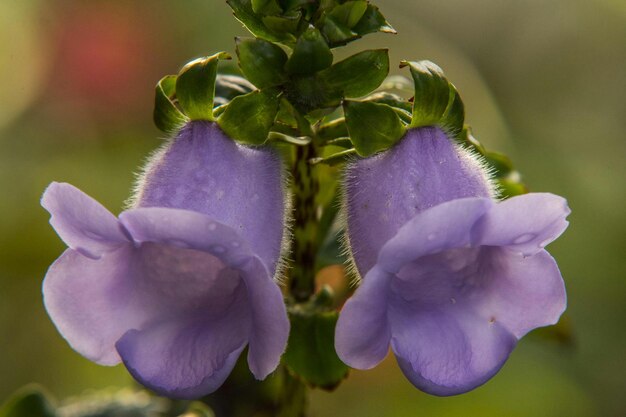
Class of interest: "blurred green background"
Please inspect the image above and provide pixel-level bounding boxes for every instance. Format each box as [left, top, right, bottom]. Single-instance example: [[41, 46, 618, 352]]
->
[[1, 0, 625, 416]]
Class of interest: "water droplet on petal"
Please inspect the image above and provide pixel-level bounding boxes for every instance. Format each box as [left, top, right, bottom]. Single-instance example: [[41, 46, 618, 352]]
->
[[513, 233, 536, 244]]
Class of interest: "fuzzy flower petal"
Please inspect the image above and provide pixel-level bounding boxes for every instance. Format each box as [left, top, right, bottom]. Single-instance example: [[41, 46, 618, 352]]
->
[[334, 265, 393, 370], [42, 182, 129, 259], [43, 247, 142, 365], [135, 122, 286, 274], [345, 127, 493, 276], [472, 193, 570, 256]]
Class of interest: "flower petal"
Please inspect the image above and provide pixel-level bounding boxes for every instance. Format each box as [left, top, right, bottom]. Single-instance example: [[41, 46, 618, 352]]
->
[[135, 122, 286, 274], [115, 282, 251, 399], [119, 207, 254, 268], [41, 182, 129, 258], [43, 247, 142, 365], [472, 248, 567, 339], [472, 193, 570, 256], [377, 198, 492, 274], [389, 301, 516, 396], [345, 127, 494, 276], [335, 266, 393, 369], [240, 256, 289, 380]]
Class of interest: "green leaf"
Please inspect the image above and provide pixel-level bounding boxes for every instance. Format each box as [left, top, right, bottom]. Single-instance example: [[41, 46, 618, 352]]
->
[[236, 38, 288, 88], [227, 0, 295, 43], [401, 60, 465, 134], [344, 100, 406, 157], [175, 52, 230, 121], [262, 10, 302, 35], [353, 4, 396, 35], [153, 75, 188, 134], [329, 1, 368, 29], [0, 385, 56, 417], [252, 0, 283, 15], [319, 49, 389, 98], [318, 14, 358, 46], [218, 90, 280, 145], [283, 310, 349, 389], [286, 27, 333, 75]]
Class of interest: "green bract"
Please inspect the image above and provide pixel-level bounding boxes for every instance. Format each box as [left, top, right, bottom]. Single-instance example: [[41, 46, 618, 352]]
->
[[283, 309, 349, 389], [153, 75, 188, 134], [343, 100, 406, 157], [286, 27, 333, 75], [217, 90, 281, 145], [175, 52, 231, 121], [236, 37, 288, 88], [401, 60, 465, 136]]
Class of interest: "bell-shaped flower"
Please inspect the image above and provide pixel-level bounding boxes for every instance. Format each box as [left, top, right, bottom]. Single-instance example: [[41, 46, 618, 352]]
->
[[336, 126, 569, 395], [42, 121, 290, 399]]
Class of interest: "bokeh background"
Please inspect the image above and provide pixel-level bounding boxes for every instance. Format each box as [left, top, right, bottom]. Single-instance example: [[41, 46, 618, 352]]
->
[[1, 0, 625, 416]]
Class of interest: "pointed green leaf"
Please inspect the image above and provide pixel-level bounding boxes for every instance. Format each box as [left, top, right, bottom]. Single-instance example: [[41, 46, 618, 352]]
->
[[217, 90, 280, 145], [153, 75, 188, 134], [353, 4, 396, 35], [318, 14, 358, 46], [286, 27, 333, 75], [319, 49, 389, 98], [283, 310, 349, 389], [329, 1, 368, 29], [236, 38, 288, 88], [344, 100, 406, 157], [401, 60, 465, 134], [175, 53, 230, 121], [227, 0, 295, 43], [0, 385, 56, 417], [252, 0, 283, 15]]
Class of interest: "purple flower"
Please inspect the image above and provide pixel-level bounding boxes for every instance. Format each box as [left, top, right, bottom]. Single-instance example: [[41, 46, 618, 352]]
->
[[336, 127, 569, 395], [42, 121, 289, 399]]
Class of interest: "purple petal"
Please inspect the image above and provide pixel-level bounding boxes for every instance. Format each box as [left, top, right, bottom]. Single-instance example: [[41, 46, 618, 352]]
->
[[43, 247, 142, 365], [121, 207, 288, 381], [345, 127, 494, 276], [119, 207, 254, 268], [41, 182, 129, 258], [472, 193, 570, 256], [335, 266, 393, 369], [240, 257, 289, 380], [135, 121, 286, 275], [377, 198, 492, 274], [116, 283, 251, 399], [472, 248, 567, 339], [389, 301, 516, 396]]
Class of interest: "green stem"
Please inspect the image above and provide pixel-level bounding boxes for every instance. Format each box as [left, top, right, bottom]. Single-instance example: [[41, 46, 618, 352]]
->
[[289, 141, 320, 302]]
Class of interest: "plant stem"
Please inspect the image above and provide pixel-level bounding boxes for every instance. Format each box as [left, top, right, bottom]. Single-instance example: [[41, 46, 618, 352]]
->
[[289, 141, 320, 302]]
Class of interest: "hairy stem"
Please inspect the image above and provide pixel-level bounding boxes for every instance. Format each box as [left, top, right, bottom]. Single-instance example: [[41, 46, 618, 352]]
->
[[289, 141, 320, 302]]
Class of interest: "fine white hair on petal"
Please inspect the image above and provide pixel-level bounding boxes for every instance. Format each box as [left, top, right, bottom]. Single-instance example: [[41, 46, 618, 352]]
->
[[125, 133, 175, 210]]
